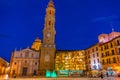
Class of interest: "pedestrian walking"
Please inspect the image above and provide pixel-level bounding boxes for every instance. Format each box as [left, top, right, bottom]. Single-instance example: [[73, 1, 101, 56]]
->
[[100, 73, 104, 80]]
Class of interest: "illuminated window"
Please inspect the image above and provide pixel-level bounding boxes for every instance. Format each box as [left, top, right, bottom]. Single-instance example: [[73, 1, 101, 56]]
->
[[96, 53, 99, 57], [102, 60, 105, 64], [89, 60, 91, 64], [107, 59, 109, 64]]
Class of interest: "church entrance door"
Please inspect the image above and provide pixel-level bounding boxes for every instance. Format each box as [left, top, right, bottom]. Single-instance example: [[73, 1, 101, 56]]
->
[[22, 67, 27, 76]]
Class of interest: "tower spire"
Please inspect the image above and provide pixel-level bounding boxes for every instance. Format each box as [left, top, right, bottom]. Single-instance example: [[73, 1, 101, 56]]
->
[[47, 0, 54, 7]]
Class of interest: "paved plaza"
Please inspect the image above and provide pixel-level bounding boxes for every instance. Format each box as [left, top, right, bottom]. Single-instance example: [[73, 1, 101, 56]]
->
[[0, 75, 120, 80], [0, 77, 120, 80]]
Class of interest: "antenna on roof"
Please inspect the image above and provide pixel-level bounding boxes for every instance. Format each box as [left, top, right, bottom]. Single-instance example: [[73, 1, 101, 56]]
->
[[111, 23, 114, 32]]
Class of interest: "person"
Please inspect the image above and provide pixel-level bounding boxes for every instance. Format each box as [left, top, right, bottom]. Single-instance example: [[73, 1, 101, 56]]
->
[[100, 73, 104, 79], [13, 73, 16, 78], [106, 72, 108, 77]]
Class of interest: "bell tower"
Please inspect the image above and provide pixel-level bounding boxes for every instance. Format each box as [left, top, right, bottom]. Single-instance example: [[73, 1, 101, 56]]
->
[[39, 0, 56, 75]]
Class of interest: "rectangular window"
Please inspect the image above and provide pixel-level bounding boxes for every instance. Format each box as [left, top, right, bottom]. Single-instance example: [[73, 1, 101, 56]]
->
[[113, 57, 116, 63], [106, 44, 109, 49], [12, 70, 15, 75], [105, 52, 107, 57], [119, 48, 120, 54], [25, 51, 29, 58], [107, 59, 109, 64], [102, 60, 104, 64], [96, 47, 98, 51], [107, 51, 109, 56], [89, 60, 91, 64], [92, 49, 94, 52], [110, 43, 113, 48], [109, 58, 111, 64], [104, 45, 106, 50], [101, 47, 103, 51], [111, 50, 115, 55], [117, 40, 120, 46], [97, 59, 99, 63], [102, 53, 104, 57], [97, 53, 99, 57]]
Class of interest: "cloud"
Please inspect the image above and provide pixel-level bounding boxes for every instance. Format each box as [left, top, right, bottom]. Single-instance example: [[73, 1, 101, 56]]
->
[[92, 16, 119, 22]]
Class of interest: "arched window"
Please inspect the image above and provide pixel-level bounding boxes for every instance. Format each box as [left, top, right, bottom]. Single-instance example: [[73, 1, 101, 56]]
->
[[117, 40, 120, 46]]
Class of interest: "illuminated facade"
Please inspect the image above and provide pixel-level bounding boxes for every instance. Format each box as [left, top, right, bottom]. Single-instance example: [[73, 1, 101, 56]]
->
[[85, 30, 120, 73], [9, 47, 40, 77], [55, 50, 86, 75], [85, 43, 101, 71], [0, 57, 9, 75], [100, 35, 120, 71], [113, 36, 120, 72], [56, 50, 85, 71]]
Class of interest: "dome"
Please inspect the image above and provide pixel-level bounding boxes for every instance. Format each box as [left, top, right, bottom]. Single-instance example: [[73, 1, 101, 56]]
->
[[35, 37, 41, 42]]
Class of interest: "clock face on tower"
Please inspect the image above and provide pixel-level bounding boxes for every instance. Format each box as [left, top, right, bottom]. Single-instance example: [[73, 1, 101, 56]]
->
[[47, 33, 51, 37]]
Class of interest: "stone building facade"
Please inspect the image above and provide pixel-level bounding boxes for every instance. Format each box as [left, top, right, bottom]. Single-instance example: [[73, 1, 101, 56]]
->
[[9, 47, 40, 77], [85, 30, 120, 73], [0, 57, 9, 75], [85, 43, 101, 71]]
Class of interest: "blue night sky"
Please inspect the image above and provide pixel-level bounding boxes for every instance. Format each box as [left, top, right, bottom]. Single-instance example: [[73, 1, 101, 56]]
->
[[0, 0, 120, 62]]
